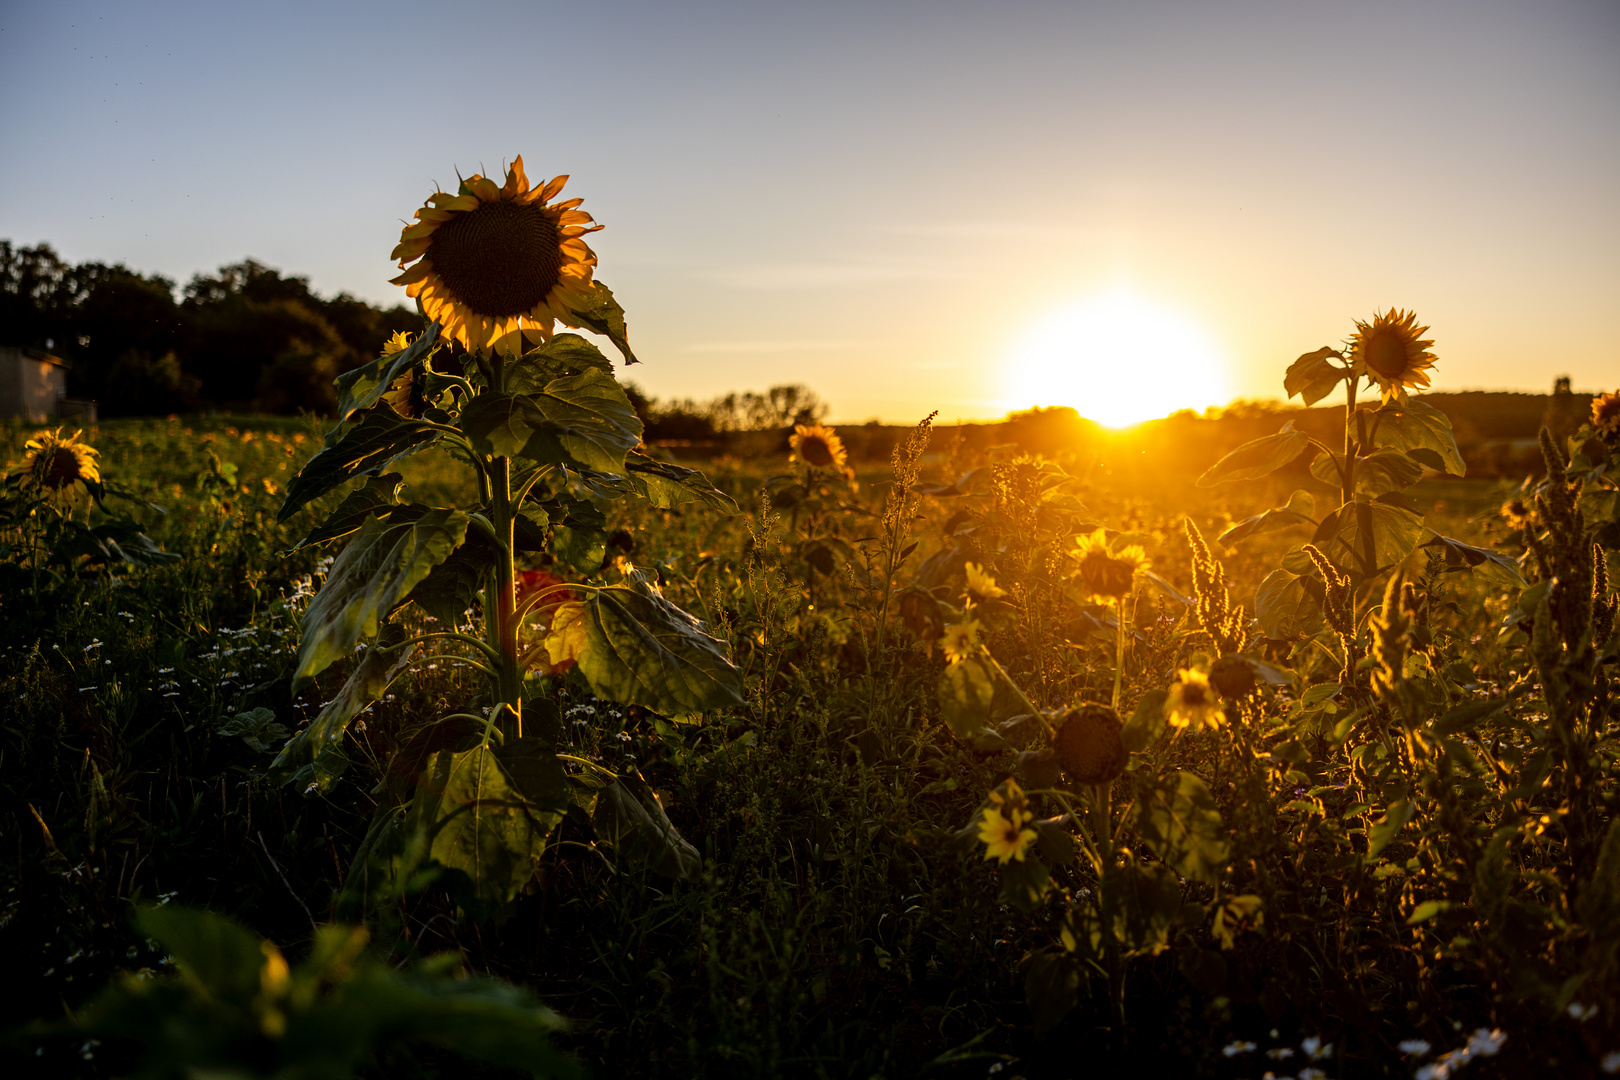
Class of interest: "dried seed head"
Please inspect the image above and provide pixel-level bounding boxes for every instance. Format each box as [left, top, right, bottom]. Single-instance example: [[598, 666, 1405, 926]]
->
[[1209, 654, 1257, 698], [1051, 703, 1126, 785]]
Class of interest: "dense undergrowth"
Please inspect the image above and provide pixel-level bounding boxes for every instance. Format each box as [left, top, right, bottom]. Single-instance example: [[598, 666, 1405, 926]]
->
[[1, 390, 1617, 1078]]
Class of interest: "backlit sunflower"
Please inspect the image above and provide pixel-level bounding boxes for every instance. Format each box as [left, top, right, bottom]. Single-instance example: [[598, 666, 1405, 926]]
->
[[978, 780, 1037, 864], [1165, 668, 1223, 732], [23, 428, 100, 490], [390, 156, 602, 356], [1071, 528, 1150, 601], [963, 561, 1006, 605], [940, 618, 983, 665], [1348, 308, 1436, 404], [1591, 391, 1620, 443], [790, 424, 850, 474]]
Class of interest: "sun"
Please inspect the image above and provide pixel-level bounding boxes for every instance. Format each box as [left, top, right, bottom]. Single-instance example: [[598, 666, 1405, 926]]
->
[[1002, 288, 1233, 428]]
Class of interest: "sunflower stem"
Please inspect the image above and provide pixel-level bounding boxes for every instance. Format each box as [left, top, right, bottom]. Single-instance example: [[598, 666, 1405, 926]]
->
[[484, 352, 523, 740], [1111, 597, 1127, 712]]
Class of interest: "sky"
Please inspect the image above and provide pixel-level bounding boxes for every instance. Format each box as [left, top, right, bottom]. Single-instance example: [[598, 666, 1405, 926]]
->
[[2, 0, 1617, 424]]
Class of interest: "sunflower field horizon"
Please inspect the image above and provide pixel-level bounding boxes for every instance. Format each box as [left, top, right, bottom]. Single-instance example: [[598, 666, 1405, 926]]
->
[[2, 41, 1619, 1069]]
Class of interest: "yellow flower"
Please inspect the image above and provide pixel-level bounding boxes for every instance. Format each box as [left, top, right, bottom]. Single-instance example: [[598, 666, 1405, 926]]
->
[[939, 618, 982, 664], [1071, 528, 1149, 601], [390, 155, 602, 356], [1213, 894, 1263, 950], [963, 561, 1006, 604], [978, 781, 1037, 863], [379, 330, 415, 357], [1165, 668, 1223, 731], [1348, 308, 1436, 404], [23, 428, 100, 490], [789, 423, 850, 474], [1592, 390, 1620, 442]]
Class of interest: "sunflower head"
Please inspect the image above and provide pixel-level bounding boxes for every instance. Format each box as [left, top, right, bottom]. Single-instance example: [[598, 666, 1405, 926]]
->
[[1208, 654, 1257, 698], [1051, 703, 1126, 785], [978, 780, 1037, 864], [963, 561, 1006, 605], [939, 618, 983, 665], [789, 423, 850, 474], [1071, 528, 1150, 601], [23, 428, 101, 491], [1591, 391, 1620, 444], [1165, 668, 1223, 732], [1348, 308, 1436, 404], [390, 156, 603, 356], [379, 330, 415, 358]]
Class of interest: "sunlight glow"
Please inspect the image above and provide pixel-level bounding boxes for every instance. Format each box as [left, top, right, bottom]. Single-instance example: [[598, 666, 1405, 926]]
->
[[1003, 288, 1233, 428]]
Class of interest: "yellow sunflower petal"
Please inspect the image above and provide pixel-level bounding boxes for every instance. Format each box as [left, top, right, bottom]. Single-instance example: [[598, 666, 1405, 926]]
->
[[399, 220, 440, 240], [557, 209, 594, 226], [503, 155, 529, 197], [540, 175, 569, 201], [390, 238, 433, 262], [466, 175, 501, 203], [389, 262, 434, 286], [429, 192, 480, 212], [414, 207, 455, 223]]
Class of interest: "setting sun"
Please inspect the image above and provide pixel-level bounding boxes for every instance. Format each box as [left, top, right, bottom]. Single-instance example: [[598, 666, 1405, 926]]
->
[[1003, 288, 1233, 428]]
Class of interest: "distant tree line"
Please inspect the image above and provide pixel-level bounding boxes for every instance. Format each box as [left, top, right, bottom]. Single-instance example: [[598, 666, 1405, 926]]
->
[[631, 383, 830, 442], [0, 242, 417, 416]]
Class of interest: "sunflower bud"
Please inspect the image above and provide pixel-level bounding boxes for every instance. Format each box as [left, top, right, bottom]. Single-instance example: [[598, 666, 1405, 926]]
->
[[1208, 654, 1256, 698], [1051, 704, 1126, 785]]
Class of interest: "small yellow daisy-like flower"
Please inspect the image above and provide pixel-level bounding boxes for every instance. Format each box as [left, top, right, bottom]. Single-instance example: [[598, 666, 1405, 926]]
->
[[979, 781, 1037, 864], [390, 155, 603, 356], [939, 618, 982, 665], [1165, 668, 1223, 731], [1348, 308, 1436, 404], [789, 423, 850, 474], [23, 428, 101, 490], [963, 561, 1006, 604], [1071, 528, 1150, 601], [1591, 390, 1620, 443]]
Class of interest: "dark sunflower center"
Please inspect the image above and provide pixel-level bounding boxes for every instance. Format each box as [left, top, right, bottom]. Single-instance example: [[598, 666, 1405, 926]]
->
[[800, 436, 835, 467], [1183, 683, 1209, 707], [1364, 330, 1411, 378], [1081, 552, 1135, 597], [428, 200, 562, 318]]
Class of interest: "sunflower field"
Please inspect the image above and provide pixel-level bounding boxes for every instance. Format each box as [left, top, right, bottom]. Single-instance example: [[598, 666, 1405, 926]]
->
[[3, 159, 1620, 1080]]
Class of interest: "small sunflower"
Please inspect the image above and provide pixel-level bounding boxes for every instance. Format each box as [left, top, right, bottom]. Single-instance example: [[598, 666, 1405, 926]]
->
[[963, 561, 1006, 605], [1051, 703, 1126, 785], [789, 423, 850, 474], [390, 155, 602, 356], [1165, 668, 1223, 732], [1348, 308, 1436, 404], [978, 780, 1037, 864], [940, 618, 983, 665], [379, 330, 415, 357], [1591, 390, 1620, 443], [1071, 528, 1150, 601], [1208, 654, 1257, 699], [23, 428, 100, 490]]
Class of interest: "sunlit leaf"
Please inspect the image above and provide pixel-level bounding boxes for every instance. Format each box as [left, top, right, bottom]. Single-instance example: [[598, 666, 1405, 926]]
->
[[1366, 798, 1415, 859], [278, 407, 442, 522], [508, 332, 614, 394], [1366, 400, 1465, 477], [1218, 490, 1318, 547], [1311, 498, 1427, 580], [626, 452, 739, 513], [294, 509, 469, 688], [523, 371, 643, 474], [1283, 346, 1346, 406], [1422, 531, 1527, 587], [292, 474, 409, 550], [1254, 568, 1325, 638], [1309, 450, 1425, 497], [571, 570, 745, 712], [559, 280, 637, 365], [1131, 771, 1228, 883], [1197, 422, 1311, 487], [332, 322, 440, 423], [939, 655, 1010, 739]]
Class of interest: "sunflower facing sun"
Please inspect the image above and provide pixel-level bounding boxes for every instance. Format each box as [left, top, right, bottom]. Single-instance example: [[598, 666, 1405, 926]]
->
[[1348, 308, 1436, 404], [390, 156, 603, 355]]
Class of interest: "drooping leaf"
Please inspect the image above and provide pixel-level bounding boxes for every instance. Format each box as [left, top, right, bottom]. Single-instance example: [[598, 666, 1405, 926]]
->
[[76, 521, 181, 566], [278, 407, 442, 522], [523, 370, 644, 474], [406, 529, 496, 626], [625, 452, 739, 513], [591, 769, 702, 880], [409, 742, 569, 913], [271, 629, 417, 793], [508, 333, 614, 394], [560, 280, 637, 365], [570, 571, 745, 712], [332, 321, 440, 423], [1284, 346, 1346, 406], [1131, 771, 1228, 883], [1309, 450, 1425, 497], [292, 474, 409, 550], [1254, 567, 1325, 638], [294, 509, 469, 688], [1197, 423, 1311, 487], [1366, 400, 1465, 476], [1311, 498, 1427, 580], [1025, 949, 1083, 1034], [1422, 532, 1527, 587]]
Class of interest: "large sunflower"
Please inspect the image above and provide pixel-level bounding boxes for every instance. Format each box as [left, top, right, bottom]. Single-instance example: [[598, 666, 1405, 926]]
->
[[1348, 308, 1436, 404], [390, 156, 602, 355]]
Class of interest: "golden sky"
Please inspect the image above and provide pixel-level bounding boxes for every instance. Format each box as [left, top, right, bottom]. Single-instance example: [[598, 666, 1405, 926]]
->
[[3, 0, 1616, 423]]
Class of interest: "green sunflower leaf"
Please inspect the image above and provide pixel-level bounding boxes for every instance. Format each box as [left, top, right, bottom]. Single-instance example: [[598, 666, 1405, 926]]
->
[[1311, 498, 1427, 580], [561, 280, 637, 365], [293, 508, 469, 688], [1421, 531, 1527, 587], [1131, 771, 1228, 883], [509, 333, 614, 394], [1254, 568, 1326, 639], [1284, 346, 1346, 406], [291, 473, 409, 551], [1309, 449, 1426, 497], [332, 321, 441, 423], [278, 407, 442, 523], [1365, 399, 1465, 476], [626, 452, 739, 513], [1197, 422, 1311, 487]]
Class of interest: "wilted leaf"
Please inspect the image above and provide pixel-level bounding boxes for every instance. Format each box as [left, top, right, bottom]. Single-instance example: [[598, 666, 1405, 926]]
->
[[592, 770, 701, 880], [559, 280, 636, 365], [294, 509, 469, 687], [1197, 423, 1311, 487]]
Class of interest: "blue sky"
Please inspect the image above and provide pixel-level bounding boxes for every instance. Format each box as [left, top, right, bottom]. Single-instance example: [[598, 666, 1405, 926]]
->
[[2, 0, 1616, 421]]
